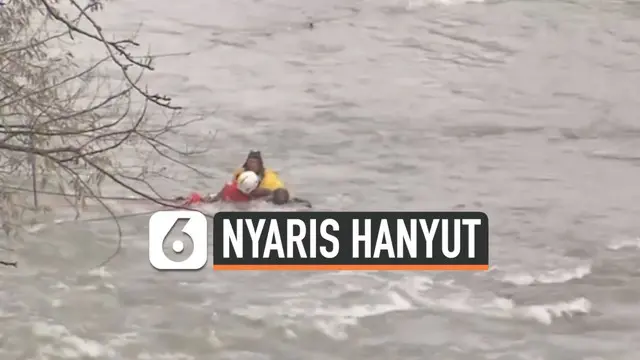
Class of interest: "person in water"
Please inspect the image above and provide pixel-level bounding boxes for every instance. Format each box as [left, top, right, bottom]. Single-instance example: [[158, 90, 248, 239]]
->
[[178, 177, 312, 207], [232, 150, 284, 199], [176, 151, 311, 206], [267, 188, 312, 208], [234, 152, 312, 207], [179, 171, 260, 205]]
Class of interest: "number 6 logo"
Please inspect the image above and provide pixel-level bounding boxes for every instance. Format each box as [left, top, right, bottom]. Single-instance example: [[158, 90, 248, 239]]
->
[[148, 210, 208, 270]]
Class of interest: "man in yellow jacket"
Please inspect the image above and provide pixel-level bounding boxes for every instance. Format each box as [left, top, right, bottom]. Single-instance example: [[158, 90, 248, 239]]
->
[[232, 150, 284, 198], [231, 150, 312, 207]]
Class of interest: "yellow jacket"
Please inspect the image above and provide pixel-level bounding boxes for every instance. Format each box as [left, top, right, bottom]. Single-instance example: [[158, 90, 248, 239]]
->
[[233, 168, 284, 191]]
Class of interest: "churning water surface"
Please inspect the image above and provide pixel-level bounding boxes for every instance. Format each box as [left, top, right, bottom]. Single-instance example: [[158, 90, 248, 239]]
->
[[2, 0, 640, 359]]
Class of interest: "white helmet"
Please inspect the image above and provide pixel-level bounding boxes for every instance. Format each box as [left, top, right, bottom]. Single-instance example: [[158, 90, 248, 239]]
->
[[236, 171, 260, 195]]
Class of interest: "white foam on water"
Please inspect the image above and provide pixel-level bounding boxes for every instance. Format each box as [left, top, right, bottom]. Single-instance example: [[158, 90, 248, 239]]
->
[[520, 297, 592, 325], [52, 282, 71, 291], [289, 270, 402, 290], [109, 332, 141, 348], [396, 0, 485, 10], [431, 0, 485, 4], [311, 290, 414, 340], [30, 321, 143, 358], [425, 292, 591, 325], [87, 267, 114, 279], [396, 276, 592, 325], [607, 237, 640, 251], [232, 288, 414, 340], [500, 264, 592, 286], [208, 330, 224, 348], [25, 223, 48, 233], [137, 352, 195, 360], [207, 351, 270, 360], [233, 270, 592, 345], [32, 321, 114, 359]]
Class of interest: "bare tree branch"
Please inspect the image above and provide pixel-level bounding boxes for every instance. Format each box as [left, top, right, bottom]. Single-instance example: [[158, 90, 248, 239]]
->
[[0, 0, 217, 268]]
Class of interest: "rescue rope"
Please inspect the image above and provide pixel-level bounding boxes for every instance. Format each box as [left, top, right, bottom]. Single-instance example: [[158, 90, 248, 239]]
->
[[1, 183, 216, 233], [44, 208, 217, 226], [0, 184, 170, 202]]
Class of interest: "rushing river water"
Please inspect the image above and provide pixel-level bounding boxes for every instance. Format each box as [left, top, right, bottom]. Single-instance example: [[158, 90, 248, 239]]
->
[[2, 0, 640, 359]]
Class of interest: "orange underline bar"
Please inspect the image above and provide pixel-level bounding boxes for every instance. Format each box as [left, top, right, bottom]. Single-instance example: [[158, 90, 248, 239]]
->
[[212, 264, 489, 271]]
